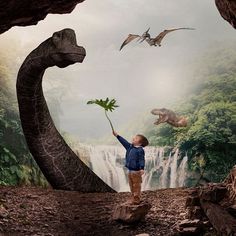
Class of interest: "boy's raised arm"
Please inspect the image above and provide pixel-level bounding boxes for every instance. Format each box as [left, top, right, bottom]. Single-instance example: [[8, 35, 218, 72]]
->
[[113, 131, 131, 150]]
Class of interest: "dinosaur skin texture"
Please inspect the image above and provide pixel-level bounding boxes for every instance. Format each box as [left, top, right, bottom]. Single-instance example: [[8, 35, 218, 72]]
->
[[151, 108, 188, 128], [16, 28, 115, 193]]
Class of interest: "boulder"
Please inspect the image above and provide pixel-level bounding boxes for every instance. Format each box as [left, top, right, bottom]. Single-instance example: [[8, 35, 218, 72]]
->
[[199, 184, 227, 203], [112, 202, 151, 223]]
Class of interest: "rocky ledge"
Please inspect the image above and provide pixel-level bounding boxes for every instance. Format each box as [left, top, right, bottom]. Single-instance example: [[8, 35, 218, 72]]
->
[[0, 0, 84, 34]]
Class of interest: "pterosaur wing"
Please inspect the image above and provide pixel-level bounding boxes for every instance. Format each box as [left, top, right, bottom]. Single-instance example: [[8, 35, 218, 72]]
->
[[154, 27, 195, 45], [119, 34, 141, 50]]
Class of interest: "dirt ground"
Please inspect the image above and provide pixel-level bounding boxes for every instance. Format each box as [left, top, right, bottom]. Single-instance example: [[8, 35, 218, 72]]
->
[[0, 186, 193, 236]]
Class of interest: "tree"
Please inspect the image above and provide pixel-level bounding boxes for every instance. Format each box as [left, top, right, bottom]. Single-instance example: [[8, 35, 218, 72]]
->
[[0, 43, 47, 186]]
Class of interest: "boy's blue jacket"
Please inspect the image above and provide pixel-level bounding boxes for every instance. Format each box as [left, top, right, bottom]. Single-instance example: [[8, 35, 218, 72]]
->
[[117, 135, 145, 171]]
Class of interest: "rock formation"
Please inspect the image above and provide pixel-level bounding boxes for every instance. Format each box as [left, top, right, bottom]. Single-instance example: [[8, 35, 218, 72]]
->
[[16, 28, 115, 193], [180, 166, 236, 236], [0, 0, 84, 34], [112, 202, 151, 223], [215, 0, 236, 29]]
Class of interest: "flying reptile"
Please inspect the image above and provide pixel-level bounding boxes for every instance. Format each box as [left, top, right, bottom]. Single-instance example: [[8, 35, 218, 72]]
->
[[119, 28, 151, 51], [119, 27, 195, 50]]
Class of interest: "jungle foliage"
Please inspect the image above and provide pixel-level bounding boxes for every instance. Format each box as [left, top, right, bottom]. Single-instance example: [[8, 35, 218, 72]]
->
[[146, 45, 236, 183], [0, 48, 47, 186]]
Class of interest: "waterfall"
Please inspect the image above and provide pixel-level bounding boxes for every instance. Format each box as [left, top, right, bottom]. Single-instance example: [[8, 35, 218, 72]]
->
[[78, 145, 188, 192], [85, 145, 129, 192], [170, 149, 179, 188], [177, 154, 188, 187], [160, 152, 172, 187]]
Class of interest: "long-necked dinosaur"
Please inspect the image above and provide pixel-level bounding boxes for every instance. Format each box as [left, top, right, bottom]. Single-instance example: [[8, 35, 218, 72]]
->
[[16, 28, 115, 193]]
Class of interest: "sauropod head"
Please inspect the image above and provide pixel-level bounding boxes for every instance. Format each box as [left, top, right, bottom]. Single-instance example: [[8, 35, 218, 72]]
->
[[49, 28, 86, 68]]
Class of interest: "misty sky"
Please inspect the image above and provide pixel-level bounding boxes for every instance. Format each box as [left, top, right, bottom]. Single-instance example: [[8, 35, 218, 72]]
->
[[0, 0, 235, 141]]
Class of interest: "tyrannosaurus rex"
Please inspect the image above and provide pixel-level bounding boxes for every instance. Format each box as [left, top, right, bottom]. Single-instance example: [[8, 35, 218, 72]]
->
[[151, 108, 188, 128]]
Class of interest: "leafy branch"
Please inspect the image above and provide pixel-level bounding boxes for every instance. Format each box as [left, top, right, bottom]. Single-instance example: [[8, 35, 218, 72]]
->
[[87, 98, 119, 132]]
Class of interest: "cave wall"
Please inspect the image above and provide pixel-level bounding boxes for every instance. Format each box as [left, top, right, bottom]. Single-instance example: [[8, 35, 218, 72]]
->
[[0, 0, 84, 34], [215, 0, 236, 29], [0, 1, 236, 34]]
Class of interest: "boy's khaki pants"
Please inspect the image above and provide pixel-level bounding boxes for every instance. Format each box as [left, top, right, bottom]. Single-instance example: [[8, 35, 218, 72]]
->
[[128, 171, 142, 204]]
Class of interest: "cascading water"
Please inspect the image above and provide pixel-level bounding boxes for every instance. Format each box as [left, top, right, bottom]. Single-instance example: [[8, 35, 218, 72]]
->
[[78, 145, 188, 192], [177, 154, 188, 187], [170, 149, 179, 188], [86, 145, 129, 192]]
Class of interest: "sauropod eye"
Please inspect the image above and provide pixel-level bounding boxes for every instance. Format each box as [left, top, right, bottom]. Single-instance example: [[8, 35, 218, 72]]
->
[[52, 33, 61, 46]]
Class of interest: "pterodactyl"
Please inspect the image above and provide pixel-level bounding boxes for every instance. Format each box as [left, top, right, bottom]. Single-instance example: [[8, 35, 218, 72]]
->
[[119, 27, 195, 50]]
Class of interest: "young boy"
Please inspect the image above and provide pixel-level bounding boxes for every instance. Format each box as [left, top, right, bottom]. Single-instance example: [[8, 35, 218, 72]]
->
[[113, 131, 149, 204]]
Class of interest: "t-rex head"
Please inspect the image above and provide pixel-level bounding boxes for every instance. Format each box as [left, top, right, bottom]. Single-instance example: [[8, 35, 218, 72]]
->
[[45, 28, 86, 68], [151, 108, 167, 116]]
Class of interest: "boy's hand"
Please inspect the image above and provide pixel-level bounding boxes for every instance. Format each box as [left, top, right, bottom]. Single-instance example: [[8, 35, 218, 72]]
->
[[113, 131, 118, 137], [140, 170, 145, 175]]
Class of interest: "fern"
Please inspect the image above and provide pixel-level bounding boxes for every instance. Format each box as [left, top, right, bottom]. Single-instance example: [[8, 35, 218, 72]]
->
[[87, 98, 119, 132]]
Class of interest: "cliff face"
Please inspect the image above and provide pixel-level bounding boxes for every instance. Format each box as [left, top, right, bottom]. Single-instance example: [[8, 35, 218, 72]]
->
[[215, 0, 236, 29], [0, 0, 84, 34]]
